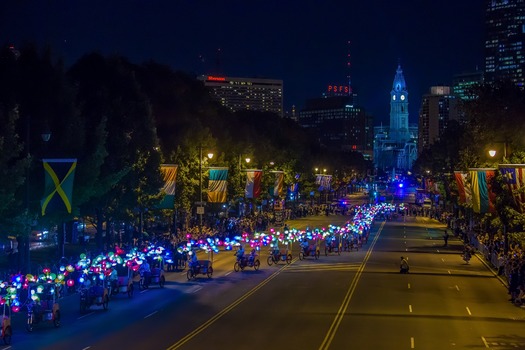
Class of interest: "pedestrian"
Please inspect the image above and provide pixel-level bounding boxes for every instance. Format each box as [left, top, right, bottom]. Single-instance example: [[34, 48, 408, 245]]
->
[[443, 229, 449, 247], [400, 256, 409, 274]]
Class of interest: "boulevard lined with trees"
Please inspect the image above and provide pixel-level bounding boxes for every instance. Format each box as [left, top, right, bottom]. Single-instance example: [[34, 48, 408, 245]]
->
[[0, 45, 368, 273]]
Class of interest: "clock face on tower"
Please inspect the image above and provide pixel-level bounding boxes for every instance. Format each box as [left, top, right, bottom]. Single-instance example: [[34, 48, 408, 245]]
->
[[392, 95, 396, 101], [400, 95, 405, 101]]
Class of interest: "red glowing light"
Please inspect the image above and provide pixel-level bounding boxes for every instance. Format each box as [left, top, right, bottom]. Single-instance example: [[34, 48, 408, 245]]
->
[[207, 76, 226, 81], [327, 85, 349, 94]]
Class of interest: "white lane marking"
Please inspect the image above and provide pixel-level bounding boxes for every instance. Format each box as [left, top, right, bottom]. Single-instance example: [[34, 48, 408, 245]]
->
[[481, 336, 489, 348], [455, 285, 460, 291], [411, 337, 415, 348], [184, 285, 202, 294], [225, 271, 232, 276], [144, 310, 158, 319], [466, 307, 472, 315], [140, 289, 150, 294], [77, 312, 95, 320], [448, 270, 451, 274], [82, 347, 91, 350], [408, 283, 411, 289], [441, 258, 445, 262], [409, 304, 413, 313]]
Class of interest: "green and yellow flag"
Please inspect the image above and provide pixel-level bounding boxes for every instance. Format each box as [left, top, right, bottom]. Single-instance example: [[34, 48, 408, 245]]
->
[[208, 167, 228, 203], [158, 164, 178, 209], [40, 159, 77, 216]]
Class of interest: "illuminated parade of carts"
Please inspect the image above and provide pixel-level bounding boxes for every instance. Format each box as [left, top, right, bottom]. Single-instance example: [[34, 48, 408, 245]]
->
[[0, 203, 396, 344]]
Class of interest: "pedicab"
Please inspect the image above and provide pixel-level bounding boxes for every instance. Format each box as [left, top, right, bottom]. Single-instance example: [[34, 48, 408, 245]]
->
[[25, 283, 60, 332], [0, 281, 18, 345], [186, 260, 213, 280], [324, 235, 342, 256], [79, 279, 109, 314], [139, 263, 166, 290], [267, 246, 292, 265], [234, 249, 261, 272], [299, 239, 320, 260], [108, 265, 133, 298], [0, 303, 12, 345]]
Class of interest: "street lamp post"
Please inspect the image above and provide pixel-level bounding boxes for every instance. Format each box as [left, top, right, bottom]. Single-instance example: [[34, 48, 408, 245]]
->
[[488, 142, 508, 159], [238, 155, 250, 216], [25, 116, 51, 274], [198, 146, 213, 238]]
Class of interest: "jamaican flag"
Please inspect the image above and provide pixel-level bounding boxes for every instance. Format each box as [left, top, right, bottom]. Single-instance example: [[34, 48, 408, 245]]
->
[[41, 159, 77, 216]]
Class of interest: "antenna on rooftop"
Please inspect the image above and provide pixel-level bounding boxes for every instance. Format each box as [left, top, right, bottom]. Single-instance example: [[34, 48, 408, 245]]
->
[[215, 47, 222, 75], [347, 40, 352, 95]]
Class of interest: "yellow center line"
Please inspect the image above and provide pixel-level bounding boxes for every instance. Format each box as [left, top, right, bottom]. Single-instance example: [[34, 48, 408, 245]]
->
[[166, 261, 294, 350], [318, 221, 385, 350]]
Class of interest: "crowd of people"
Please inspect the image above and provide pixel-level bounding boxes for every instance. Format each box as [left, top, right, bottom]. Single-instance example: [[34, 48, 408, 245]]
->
[[443, 216, 525, 307]]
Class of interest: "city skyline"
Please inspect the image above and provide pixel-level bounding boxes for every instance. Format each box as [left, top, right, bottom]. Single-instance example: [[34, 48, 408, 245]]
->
[[0, 0, 483, 125]]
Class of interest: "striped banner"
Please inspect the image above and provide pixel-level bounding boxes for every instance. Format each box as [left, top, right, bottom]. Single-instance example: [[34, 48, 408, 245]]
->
[[208, 167, 228, 203], [499, 164, 525, 213], [454, 171, 471, 205], [158, 164, 177, 209], [272, 171, 284, 197], [316, 174, 332, 191], [245, 169, 262, 199], [468, 168, 496, 214]]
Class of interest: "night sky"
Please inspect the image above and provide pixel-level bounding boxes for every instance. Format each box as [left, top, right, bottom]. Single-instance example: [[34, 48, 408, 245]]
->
[[1, 0, 484, 125]]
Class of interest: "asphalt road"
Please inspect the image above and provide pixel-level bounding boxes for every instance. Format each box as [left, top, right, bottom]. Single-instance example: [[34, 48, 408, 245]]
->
[[2, 210, 524, 350]]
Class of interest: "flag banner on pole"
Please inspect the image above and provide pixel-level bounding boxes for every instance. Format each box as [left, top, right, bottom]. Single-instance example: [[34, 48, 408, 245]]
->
[[208, 167, 228, 203], [41, 158, 77, 216], [245, 169, 262, 199], [158, 164, 177, 209], [272, 171, 284, 197], [454, 171, 471, 204], [318, 175, 332, 191], [289, 182, 299, 194], [468, 168, 496, 214], [499, 164, 525, 213]]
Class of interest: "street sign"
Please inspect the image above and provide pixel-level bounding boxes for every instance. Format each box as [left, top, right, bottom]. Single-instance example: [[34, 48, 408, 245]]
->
[[194, 201, 207, 206], [196, 207, 205, 215]]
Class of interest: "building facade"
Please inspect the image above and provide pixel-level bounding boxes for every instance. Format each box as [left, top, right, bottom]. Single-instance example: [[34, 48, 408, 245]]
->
[[452, 70, 484, 101], [198, 75, 283, 116], [484, 0, 525, 86], [374, 65, 418, 172], [418, 86, 459, 155], [298, 95, 374, 159]]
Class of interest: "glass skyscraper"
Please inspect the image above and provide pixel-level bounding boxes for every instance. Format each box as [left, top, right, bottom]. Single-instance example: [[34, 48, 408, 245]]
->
[[485, 0, 525, 86]]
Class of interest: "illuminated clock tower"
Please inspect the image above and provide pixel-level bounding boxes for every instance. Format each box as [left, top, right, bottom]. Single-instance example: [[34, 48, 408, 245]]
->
[[389, 65, 410, 142]]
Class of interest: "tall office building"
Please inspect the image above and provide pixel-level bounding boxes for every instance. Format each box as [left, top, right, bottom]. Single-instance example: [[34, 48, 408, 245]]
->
[[418, 86, 459, 155], [198, 75, 283, 117], [485, 0, 525, 86], [298, 95, 374, 159]]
